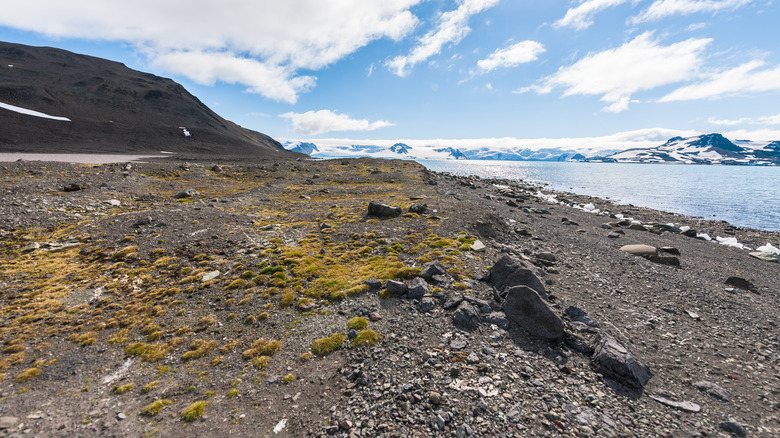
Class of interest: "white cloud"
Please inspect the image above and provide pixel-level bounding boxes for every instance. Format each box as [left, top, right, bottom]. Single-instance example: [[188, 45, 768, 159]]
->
[[631, 0, 752, 23], [0, 0, 421, 103], [660, 61, 780, 102], [554, 0, 632, 30], [532, 32, 711, 112], [280, 110, 394, 135], [709, 113, 780, 126], [477, 41, 545, 72], [387, 0, 500, 77], [152, 51, 315, 104]]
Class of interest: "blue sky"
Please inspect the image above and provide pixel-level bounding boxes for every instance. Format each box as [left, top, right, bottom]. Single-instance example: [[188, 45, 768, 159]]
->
[[1, 0, 779, 151]]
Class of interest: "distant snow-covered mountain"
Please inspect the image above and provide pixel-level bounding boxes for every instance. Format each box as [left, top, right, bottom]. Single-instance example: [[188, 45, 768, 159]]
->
[[284, 141, 319, 155], [283, 141, 468, 160], [284, 141, 617, 162], [607, 134, 780, 165]]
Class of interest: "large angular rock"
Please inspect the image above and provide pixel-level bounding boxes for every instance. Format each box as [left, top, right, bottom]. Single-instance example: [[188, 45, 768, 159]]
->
[[407, 277, 429, 300], [502, 286, 564, 341], [385, 280, 408, 296], [367, 201, 401, 217], [453, 302, 480, 331], [488, 255, 547, 300], [421, 261, 447, 279], [591, 333, 652, 390]]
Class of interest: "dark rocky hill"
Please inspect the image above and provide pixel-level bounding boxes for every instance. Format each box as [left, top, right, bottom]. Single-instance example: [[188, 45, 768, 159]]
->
[[0, 41, 290, 157]]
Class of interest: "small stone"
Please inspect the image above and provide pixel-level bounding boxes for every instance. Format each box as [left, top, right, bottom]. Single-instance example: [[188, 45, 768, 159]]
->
[[174, 189, 199, 199], [117, 413, 127, 420], [659, 246, 680, 255], [409, 203, 427, 214], [450, 333, 469, 350], [201, 270, 220, 282], [419, 297, 437, 313], [368, 312, 382, 322], [470, 240, 486, 252], [429, 391, 443, 405], [0, 417, 19, 429], [693, 381, 730, 401], [466, 352, 480, 364], [718, 421, 746, 437], [339, 420, 353, 431], [724, 277, 757, 293]]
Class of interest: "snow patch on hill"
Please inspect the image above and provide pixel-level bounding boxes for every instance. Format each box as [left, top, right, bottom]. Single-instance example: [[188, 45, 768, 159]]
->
[[0, 101, 70, 121]]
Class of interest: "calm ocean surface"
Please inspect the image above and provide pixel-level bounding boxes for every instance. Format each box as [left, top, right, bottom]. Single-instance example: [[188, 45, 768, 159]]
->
[[418, 160, 780, 232]]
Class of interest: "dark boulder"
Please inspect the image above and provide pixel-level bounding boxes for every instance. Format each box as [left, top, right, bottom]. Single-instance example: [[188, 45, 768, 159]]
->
[[367, 201, 401, 217], [407, 277, 429, 300], [488, 255, 547, 300], [421, 261, 447, 279], [502, 286, 564, 341], [453, 302, 480, 331], [591, 333, 652, 390]]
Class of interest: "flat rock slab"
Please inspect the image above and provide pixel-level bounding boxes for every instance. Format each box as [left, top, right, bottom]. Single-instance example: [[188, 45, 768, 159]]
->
[[502, 285, 563, 341], [591, 333, 652, 390], [488, 255, 547, 300], [749, 251, 780, 263], [649, 395, 701, 413], [621, 244, 680, 266], [620, 244, 658, 257], [693, 380, 731, 401]]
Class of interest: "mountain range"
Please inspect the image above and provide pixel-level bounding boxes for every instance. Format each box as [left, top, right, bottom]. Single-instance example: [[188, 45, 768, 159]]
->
[[285, 134, 780, 165], [0, 41, 288, 157], [604, 133, 780, 165]]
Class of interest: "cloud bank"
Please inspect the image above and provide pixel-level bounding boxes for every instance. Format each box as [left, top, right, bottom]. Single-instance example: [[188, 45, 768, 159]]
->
[[280, 110, 394, 135], [526, 32, 711, 113], [0, 0, 422, 103]]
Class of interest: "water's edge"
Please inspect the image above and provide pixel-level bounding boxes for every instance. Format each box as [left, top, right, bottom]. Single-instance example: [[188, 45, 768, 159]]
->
[[417, 159, 780, 232]]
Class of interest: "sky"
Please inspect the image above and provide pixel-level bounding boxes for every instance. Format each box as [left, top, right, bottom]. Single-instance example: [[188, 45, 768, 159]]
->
[[1, 0, 779, 152]]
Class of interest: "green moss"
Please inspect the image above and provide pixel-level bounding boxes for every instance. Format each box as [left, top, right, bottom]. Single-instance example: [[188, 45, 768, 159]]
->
[[181, 401, 208, 422], [282, 374, 295, 384], [225, 279, 246, 290], [347, 317, 368, 331], [228, 389, 239, 398], [352, 329, 380, 348], [181, 339, 218, 361], [141, 380, 160, 394], [345, 284, 370, 297], [112, 383, 134, 394], [141, 399, 173, 416], [311, 333, 345, 356], [13, 367, 41, 383]]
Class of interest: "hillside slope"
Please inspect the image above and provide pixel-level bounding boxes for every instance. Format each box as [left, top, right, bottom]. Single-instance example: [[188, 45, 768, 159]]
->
[[0, 41, 289, 157]]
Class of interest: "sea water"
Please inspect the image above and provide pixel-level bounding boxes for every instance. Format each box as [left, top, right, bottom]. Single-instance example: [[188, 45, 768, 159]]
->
[[418, 160, 780, 232]]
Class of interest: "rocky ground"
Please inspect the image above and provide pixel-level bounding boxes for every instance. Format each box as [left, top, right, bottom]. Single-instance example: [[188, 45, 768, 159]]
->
[[0, 156, 777, 437]]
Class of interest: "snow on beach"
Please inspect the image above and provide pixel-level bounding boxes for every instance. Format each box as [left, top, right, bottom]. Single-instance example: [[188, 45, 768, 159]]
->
[[0, 101, 71, 121]]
